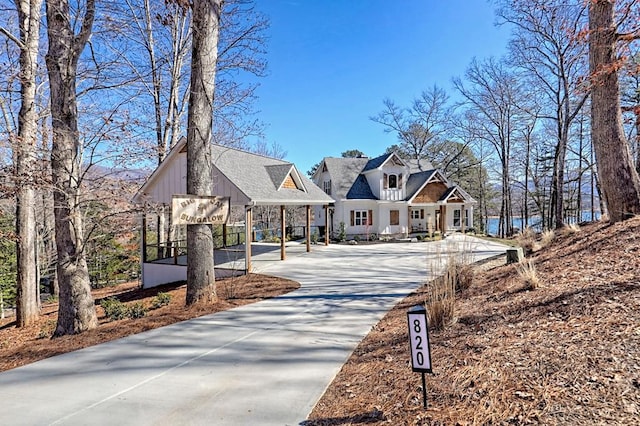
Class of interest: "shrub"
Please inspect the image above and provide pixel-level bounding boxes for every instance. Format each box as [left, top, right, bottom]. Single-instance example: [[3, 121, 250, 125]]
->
[[128, 302, 148, 319], [100, 297, 128, 321], [337, 222, 346, 242], [151, 292, 172, 309], [515, 258, 541, 290]]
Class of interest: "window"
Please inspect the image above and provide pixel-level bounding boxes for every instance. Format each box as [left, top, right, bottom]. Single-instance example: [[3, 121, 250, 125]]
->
[[411, 209, 424, 220], [323, 180, 331, 195], [350, 210, 373, 226], [453, 209, 461, 227], [390, 210, 400, 226], [384, 173, 403, 190], [388, 174, 397, 189]]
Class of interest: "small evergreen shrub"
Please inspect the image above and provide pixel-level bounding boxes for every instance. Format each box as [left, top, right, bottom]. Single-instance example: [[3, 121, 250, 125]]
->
[[128, 302, 148, 319], [151, 292, 172, 309], [337, 222, 346, 242], [100, 297, 129, 321]]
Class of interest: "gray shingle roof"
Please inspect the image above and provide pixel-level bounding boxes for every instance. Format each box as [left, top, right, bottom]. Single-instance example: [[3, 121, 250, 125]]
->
[[406, 158, 435, 173], [211, 144, 333, 205], [322, 157, 369, 199], [265, 164, 294, 189], [346, 175, 377, 200], [362, 153, 391, 172]]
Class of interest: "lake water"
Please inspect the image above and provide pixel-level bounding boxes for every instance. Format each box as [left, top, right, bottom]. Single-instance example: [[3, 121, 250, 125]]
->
[[486, 211, 601, 236]]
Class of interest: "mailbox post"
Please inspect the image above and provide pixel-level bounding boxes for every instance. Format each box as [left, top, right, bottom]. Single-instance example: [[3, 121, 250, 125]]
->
[[407, 305, 433, 408]]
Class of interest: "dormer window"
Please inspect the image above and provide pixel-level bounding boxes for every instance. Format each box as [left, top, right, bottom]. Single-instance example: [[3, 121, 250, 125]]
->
[[389, 174, 397, 189], [383, 173, 403, 190], [323, 180, 332, 195]]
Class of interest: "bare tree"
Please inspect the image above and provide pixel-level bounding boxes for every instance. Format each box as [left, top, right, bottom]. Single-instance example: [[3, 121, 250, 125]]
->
[[46, 0, 98, 335], [0, 0, 44, 327], [371, 85, 451, 160], [186, 0, 222, 305], [498, 0, 590, 229], [454, 58, 526, 237], [589, 0, 640, 223]]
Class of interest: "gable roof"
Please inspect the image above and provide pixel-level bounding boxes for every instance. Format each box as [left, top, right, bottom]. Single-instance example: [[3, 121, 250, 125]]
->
[[134, 138, 333, 206], [362, 152, 407, 173], [265, 164, 297, 190], [361, 153, 389, 172], [405, 169, 438, 200], [320, 157, 369, 199], [439, 185, 476, 203]]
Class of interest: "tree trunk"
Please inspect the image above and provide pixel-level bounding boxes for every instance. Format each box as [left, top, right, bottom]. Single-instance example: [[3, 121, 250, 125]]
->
[[46, 0, 98, 336], [589, 0, 640, 223], [13, 0, 44, 327], [551, 136, 567, 229], [186, 0, 222, 305]]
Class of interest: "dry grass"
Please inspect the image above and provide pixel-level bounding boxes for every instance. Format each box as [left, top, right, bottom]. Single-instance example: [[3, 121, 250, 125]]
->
[[567, 222, 581, 233], [540, 229, 555, 247], [307, 217, 640, 425], [426, 274, 455, 331], [514, 257, 541, 290], [516, 227, 540, 254]]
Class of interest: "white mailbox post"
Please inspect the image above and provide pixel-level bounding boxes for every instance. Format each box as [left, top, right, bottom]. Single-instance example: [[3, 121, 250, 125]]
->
[[407, 305, 433, 408]]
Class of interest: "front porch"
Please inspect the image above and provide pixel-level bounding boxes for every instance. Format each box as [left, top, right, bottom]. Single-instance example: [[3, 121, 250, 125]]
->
[[409, 202, 474, 235]]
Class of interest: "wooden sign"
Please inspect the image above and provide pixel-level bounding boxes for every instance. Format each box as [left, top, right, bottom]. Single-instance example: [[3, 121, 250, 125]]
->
[[172, 195, 230, 226]]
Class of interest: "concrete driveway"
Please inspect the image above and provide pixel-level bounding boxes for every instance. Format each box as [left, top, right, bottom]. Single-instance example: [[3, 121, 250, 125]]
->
[[0, 235, 507, 425]]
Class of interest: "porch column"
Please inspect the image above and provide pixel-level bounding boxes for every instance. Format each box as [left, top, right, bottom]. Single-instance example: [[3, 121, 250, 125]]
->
[[141, 213, 147, 263], [245, 206, 252, 273], [222, 223, 227, 247], [440, 205, 446, 234], [306, 205, 311, 252], [460, 204, 466, 234], [407, 205, 412, 236], [280, 205, 286, 261], [324, 205, 330, 245]]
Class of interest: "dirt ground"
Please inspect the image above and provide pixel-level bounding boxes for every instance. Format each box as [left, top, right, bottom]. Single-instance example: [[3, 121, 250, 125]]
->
[[306, 218, 640, 425], [0, 273, 299, 372]]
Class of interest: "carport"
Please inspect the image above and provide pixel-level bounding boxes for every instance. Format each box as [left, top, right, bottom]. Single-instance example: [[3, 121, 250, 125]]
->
[[133, 138, 334, 288]]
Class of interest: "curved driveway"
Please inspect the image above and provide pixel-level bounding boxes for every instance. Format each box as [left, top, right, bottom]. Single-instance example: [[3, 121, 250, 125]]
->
[[0, 235, 507, 425]]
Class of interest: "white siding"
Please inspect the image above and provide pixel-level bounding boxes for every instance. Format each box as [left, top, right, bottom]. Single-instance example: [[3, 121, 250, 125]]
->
[[378, 204, 409, 236], [142, 152, 251, 206]]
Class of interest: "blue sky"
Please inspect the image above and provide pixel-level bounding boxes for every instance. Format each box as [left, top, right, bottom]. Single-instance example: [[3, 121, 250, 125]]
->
[[251, 0, 511, 175]]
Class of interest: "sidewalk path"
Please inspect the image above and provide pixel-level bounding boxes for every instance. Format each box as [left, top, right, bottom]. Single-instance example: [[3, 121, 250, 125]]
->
[[0, 235, 507, 425]]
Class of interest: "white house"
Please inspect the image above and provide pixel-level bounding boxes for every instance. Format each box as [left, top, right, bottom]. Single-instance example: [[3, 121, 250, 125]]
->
[[311, 152, 476, 239]]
